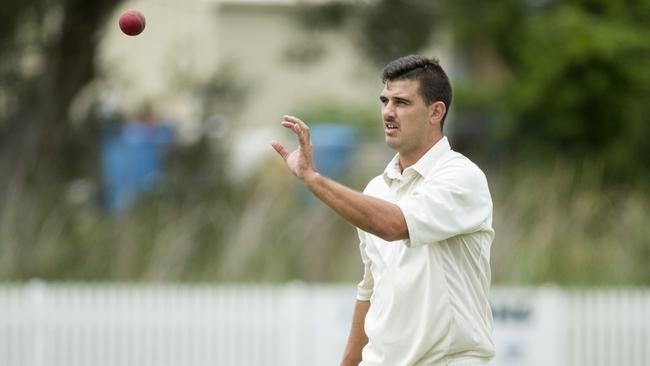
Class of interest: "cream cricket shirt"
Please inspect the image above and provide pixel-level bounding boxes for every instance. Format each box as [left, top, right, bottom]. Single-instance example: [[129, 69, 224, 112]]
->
[[357, 137, 495, 366]]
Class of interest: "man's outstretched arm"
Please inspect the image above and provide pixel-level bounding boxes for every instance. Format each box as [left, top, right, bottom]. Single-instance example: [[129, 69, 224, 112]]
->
[[271, 115, 408, 242], [341, 300, 370, 366]]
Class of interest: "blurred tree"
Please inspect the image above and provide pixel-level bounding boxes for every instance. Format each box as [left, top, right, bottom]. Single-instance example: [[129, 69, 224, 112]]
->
[[0, 0, 124, 185], [296, 0, 438, 67], [447, 0, 650, 178], [357, 0, 438, 67]]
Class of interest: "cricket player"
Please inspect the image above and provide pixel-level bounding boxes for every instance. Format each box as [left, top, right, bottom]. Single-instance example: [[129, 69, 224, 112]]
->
[[272, 54, 494, 366]]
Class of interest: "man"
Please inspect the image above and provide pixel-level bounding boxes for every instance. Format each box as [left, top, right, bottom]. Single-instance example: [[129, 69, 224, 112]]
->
[[271, 55, 495, 366]]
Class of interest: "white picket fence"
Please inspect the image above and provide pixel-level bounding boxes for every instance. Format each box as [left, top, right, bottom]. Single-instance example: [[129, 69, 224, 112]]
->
[[566, 289, 650, 366], [0, 282, 649, 366]]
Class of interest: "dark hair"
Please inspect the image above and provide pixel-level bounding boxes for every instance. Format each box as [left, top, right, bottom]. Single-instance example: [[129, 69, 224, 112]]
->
[[382, 55, 452, 128]]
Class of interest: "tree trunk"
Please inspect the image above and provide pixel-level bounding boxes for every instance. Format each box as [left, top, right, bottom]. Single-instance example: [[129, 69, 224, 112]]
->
[[0, 0, 123, 186]]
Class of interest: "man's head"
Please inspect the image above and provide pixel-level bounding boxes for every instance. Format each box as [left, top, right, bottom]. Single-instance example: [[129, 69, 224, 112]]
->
[[379, 55, 452, 165], [382, 55, 452, 129]]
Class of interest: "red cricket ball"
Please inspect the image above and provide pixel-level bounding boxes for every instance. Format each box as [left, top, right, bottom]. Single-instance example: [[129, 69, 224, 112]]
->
[[119, 10, 146, 36]]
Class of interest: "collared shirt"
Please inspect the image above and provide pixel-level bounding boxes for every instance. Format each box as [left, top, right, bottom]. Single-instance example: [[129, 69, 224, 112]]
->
[[357, 137, 495, 366]]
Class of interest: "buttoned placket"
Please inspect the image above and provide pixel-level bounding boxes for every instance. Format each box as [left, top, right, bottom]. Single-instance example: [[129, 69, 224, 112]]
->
[[387, 174, 405, 203]]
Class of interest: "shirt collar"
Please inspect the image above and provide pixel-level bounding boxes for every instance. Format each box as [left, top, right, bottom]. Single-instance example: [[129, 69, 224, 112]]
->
[[383, 136, 451, 184]]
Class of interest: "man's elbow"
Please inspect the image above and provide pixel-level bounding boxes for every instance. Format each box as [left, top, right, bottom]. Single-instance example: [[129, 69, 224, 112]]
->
[[377, 222, 409, 242], [368, 206, 408, 242]]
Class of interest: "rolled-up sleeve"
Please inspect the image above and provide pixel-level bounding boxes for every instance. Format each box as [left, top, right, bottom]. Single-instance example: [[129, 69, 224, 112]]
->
[[397, 159, 492, 248], [356, 231, 374, 301]]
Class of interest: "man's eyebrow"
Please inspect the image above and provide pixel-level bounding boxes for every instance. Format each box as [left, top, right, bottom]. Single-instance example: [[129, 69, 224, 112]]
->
[[379, 95, 411, 103]]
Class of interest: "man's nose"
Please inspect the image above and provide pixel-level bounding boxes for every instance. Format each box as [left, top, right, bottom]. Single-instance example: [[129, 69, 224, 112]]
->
[[383, 103, 396, 121]]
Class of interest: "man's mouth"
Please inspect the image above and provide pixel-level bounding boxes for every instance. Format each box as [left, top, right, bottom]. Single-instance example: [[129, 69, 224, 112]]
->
[[385, 122, 399, 130]]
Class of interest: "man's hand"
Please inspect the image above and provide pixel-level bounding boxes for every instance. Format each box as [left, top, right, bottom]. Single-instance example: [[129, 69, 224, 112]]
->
[[271, 115, 318, 182]]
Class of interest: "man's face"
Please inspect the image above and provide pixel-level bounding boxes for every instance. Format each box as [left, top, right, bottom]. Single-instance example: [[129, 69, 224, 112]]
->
[[380, 79, 436, 156]]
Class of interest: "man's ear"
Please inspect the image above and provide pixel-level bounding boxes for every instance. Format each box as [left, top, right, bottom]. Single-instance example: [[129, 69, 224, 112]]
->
[[429, 101, 446, 125]]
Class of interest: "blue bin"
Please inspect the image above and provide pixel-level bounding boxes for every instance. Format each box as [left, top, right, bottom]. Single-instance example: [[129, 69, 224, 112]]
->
[[100, 121, 175, 213], [309, 123, 358, 181]]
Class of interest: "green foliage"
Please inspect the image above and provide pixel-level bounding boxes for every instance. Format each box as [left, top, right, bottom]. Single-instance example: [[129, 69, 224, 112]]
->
[[446, 0, 526, 66], [296, 0, 352, 29], [358, 0, 438, 66], [504, 4, 650, 169], [451, 0, 650, 178]]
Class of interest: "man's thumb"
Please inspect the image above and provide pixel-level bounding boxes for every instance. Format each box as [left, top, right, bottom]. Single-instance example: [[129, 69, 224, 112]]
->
[[271, 140, 289, 161]]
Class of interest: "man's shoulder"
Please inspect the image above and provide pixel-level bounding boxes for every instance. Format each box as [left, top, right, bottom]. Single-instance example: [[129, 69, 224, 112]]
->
[[434, 150, 485, 175], [426, 150, 489, 189]]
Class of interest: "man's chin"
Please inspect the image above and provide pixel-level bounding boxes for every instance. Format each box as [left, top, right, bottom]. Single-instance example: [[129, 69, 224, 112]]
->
[[385, 136, 400, 150]]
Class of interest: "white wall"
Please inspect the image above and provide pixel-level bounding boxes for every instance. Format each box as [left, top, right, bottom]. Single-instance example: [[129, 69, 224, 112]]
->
[[100, 0, 221, 107], [214, 2, 381, 127]]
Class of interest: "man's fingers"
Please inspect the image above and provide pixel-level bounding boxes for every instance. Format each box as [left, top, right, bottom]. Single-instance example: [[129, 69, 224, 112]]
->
[[281, 120, 296, 130], [283, 115, 303, 125], [270, 140, 289, 161], [282, 115, 310, 146], [281, 120, 305, 146], [283, 115, 310, 134], [292, 117, 311, 132]]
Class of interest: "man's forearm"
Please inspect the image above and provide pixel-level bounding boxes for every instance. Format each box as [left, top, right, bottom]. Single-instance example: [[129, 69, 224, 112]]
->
[[341, 300, 370, 366], [271, 115, 407, 241], [304, 172, 408, 241]]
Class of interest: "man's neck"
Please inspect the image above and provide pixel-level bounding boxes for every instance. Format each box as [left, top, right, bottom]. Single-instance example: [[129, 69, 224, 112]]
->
[[398, 135, 443, 172]]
